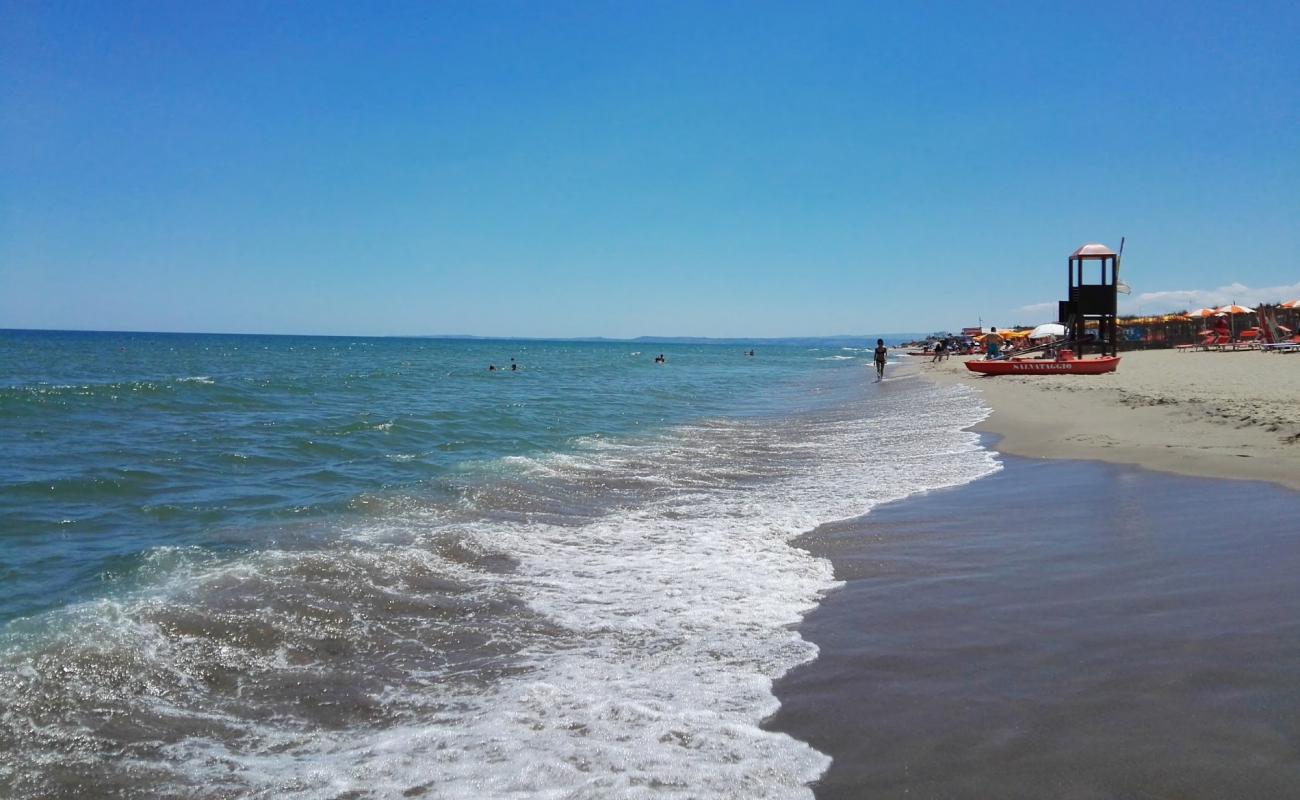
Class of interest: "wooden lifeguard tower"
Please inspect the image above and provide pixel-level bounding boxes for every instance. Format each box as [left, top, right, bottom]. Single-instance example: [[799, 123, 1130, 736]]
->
[[1059, 243, 1119, 358]]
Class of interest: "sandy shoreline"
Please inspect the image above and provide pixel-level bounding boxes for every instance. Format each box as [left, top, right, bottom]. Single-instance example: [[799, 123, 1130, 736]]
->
[[918, 348, 1300, 491], [769, 456, 1300, 798]]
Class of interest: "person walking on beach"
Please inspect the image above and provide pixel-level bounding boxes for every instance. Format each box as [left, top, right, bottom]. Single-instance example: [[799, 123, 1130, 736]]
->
[[873, 339, 887, 380], [931, 339, 946, 363]]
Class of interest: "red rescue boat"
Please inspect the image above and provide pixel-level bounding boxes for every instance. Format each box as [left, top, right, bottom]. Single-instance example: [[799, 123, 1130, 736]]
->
[[964, 352, 1119, 375]]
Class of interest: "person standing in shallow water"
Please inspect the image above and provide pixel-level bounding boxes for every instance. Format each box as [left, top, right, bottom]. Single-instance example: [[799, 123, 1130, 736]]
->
[[873, 339, 887, 381]]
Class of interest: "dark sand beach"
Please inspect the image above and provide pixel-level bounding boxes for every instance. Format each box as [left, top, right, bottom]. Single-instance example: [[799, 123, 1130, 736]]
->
[[769, 449, 1300, 798]]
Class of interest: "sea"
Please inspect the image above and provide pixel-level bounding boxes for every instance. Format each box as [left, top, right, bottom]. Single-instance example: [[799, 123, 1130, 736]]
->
[[0, 329, 998, 799]]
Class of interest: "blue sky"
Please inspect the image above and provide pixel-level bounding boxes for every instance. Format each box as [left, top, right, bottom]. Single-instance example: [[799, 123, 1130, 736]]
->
[[2, 1, 1297, 337]]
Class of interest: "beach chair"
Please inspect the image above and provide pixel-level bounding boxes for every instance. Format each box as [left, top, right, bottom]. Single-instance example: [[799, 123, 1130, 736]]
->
[[1261, 333, 1300, 353], [1257, 307, 1300, 352], [1197, 331, 1229, 351], [1233, 329, 1261, 350]]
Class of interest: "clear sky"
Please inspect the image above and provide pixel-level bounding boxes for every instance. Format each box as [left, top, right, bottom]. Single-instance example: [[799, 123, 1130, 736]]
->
[[2, 1, 1297, 337]]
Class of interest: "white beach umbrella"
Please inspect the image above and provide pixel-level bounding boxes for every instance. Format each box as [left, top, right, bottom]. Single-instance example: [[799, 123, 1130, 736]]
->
[[1186, 308, 1218, 318], [1215, 304, 1255, 338], [1216, 304, 1255, 315], [1028, 323, 1067, 339]]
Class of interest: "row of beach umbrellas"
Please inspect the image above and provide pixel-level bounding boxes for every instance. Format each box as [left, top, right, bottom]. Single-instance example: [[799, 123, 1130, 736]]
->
[[1186, 300, 1300, 317], [1185, 302, 1300, 340], [1186, 304, 1254, 318], [996, 302, 1300, 344]]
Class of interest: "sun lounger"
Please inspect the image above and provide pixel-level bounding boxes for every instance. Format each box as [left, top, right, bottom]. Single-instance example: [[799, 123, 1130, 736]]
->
[[1236, 329, 1261, 346], [1197, 333, 1231, 351], [1256, 308, 1296, 352]]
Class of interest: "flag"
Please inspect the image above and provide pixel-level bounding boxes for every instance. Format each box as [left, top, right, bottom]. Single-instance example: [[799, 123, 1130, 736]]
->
[[1115, 236, 1130, 293]]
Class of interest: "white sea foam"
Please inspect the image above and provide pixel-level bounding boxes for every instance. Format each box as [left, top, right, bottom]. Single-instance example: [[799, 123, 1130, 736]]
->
[[187, 380, 992, 796]]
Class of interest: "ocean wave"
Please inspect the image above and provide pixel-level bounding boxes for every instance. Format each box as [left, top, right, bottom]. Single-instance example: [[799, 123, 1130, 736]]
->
[[1, 376, 217, 398]]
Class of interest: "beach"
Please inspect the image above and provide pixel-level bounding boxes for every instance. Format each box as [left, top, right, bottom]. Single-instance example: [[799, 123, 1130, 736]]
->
[[923, 349, 1300, 490], [7, 1, 1298, 796], [767, 352, 1300, 798], [4, 332, 1298, 798], [770, 454, 1300, 799]]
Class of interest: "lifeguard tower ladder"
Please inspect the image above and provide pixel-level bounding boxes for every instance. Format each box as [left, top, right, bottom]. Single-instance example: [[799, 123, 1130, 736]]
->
[[1058, 243, 1119, 357]]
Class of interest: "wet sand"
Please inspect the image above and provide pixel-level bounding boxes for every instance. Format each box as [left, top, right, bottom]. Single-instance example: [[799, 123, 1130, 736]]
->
[[923, 349, 1300, 491], [769, 453, 1300, 798]]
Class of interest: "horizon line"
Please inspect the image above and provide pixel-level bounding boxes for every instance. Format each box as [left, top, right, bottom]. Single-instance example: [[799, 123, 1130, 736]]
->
[[0, 326, 933, 342]]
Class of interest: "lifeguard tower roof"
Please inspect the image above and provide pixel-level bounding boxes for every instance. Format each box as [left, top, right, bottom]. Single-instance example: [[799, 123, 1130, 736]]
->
[[1071, 243, 1116, 258]]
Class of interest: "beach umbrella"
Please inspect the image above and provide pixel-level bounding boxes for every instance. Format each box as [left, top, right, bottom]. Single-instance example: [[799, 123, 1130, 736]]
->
[[1215, 304, 1255, 339], [1281, 300, 1300, 309], [1028, 322, 1067, 339], [1186, 308, 1218, 318]]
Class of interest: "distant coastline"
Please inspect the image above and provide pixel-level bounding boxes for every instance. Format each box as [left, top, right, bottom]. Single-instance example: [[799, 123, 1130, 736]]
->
[[422, 333, 928, 347], [1, 328, 927, 347]]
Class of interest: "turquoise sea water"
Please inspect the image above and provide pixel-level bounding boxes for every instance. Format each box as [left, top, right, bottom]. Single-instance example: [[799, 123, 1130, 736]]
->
[[1, 331, 822, 623], [0, 329, 998, 799]]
